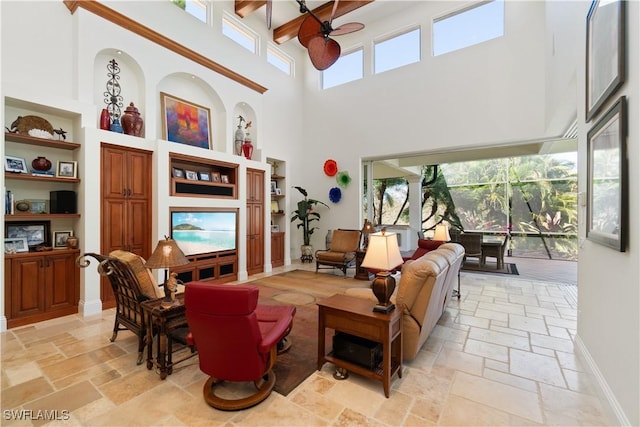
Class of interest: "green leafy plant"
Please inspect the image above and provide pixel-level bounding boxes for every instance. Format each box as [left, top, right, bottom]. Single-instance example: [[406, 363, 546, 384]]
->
[[291, 186, 329, 246]]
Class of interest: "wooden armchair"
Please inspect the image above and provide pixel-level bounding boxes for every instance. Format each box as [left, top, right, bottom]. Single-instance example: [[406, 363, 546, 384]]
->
[[77, 251, 190, 366], [315, 229, 361, 275]]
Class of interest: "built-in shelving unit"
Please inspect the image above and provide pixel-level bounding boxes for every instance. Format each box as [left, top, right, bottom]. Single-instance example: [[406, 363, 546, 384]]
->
[[169, 152, 238, 199], [268, 158, 286, 267]]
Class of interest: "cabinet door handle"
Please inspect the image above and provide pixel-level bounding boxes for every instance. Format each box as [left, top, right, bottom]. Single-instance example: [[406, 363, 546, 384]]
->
[[122, 189, 127, 196]]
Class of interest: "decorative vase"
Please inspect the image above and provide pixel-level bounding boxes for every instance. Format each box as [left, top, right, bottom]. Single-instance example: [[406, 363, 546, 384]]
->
[[66, 235, 79, 249], [242, 133, 253, 160], [31, 156, 52, 172], [234, 125, 245, 156], [110, 118, 123, 133], [99, 108, 111, 130], [121, 102, 144, 137], [300, 244, 314, 263]]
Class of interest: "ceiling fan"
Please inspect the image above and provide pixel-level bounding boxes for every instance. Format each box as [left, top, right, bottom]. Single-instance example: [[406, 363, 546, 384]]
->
[[295, 0, 365, 70]]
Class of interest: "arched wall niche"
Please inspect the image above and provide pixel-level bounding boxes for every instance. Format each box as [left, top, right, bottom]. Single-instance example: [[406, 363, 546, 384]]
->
[[93, 49, 145, 134], [157, 73, 226, 153], [233, 102, 257, 158]]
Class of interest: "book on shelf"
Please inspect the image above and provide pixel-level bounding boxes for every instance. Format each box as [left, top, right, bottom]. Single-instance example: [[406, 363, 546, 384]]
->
[[31, 170, 55, 177]]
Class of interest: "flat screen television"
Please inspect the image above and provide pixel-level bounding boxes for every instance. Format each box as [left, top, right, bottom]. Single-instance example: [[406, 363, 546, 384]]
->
[[170, 208, 237, 256]]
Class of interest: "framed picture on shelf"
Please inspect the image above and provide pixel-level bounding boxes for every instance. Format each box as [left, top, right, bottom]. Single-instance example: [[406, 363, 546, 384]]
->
[[585, 0, 625, 121], [4, 237, 29, 254], [211, 172, 221, 182], [56, 161, 77, 178], [172, 167, 184, 178], [5, 221, 50, 248], [185, 170, 198, 181], [221, 174, 229, 184], [198, 171, 211, 181], [4, 155, 28, 174], [587, 96, 627, 251], [270, 181, 277, 194], [271, 201, 279, 213], [271, 224, 280, 232], [29, 199, 48, 214], [160, 92, 212, 150], [53, 230, 73, 249], [275, 188, 282, 195]]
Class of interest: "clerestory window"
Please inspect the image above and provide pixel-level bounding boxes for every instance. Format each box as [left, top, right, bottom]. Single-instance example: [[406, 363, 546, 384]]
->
[[322, 48, 364, 89]]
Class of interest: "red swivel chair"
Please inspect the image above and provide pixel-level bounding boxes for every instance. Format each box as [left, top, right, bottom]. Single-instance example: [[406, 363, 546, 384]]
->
[[185, 282, 295, 411]]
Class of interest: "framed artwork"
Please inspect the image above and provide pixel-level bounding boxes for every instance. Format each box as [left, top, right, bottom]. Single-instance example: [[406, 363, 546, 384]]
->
[[587, 96, 627, 251], [198, 171, 211, 181], [4, 155, 28, 174], [56, 161, 77, 178], [160, 92, 212, 149], [271, 224, 280, 232], [275, 188, 282, 195], [172, 167, 184, 178], [271, 201, 279, 213], [5, 221, 50, 248], [270, 181, 277, 194], [29, 199, 48, 214], [211, 172, 221, 182], [185, 170, 198, 181], [4, 237, 29, 254], [220, 174, 229, 184], [53, 230, 72, 249], [585, 0, 625, 121]]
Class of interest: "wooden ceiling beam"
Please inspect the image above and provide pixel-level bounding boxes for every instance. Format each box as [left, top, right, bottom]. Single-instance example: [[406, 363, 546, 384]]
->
[[235, 1, 266, 18], [273, 0, 374, 45]]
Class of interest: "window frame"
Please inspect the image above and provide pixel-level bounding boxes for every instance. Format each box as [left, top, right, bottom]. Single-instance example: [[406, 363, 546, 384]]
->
[[321, 47, 364, 90], [222, 11, 259, 54], [373, 26, 421, 75], [267, 43, 294, 76]]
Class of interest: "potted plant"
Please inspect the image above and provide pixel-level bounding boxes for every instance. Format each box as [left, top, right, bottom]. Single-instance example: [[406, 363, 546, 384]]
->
[[291, 186, 329, 262]]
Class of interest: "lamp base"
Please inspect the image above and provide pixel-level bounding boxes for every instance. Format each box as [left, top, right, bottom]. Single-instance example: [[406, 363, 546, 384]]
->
[[373, 303, 395, 314]]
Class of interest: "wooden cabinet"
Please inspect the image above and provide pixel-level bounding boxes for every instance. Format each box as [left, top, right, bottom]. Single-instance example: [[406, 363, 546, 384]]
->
[[271, 232, 285, 268], [246, 168, 264, 275], [101, 144, 152, 308], [5, 249, 80, 328]]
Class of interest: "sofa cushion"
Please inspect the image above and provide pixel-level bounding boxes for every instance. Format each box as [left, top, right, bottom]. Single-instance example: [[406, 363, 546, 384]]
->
[[110, 250, 162, 299]]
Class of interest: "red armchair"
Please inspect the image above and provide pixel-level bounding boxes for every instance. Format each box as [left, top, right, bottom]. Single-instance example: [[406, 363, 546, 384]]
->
[[185, 282, 295, 411]]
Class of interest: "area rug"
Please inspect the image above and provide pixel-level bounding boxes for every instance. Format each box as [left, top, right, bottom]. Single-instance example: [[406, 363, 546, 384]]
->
[[253, 270, 367, 396], [461, 261, 519, 275]]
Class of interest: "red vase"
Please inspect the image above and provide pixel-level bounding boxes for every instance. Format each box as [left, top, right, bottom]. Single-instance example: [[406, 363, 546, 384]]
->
[[32, 156, 52, 171], [99, 108, 111, 130], [121, 102, 144, 137], [242, 139, 253, 160]]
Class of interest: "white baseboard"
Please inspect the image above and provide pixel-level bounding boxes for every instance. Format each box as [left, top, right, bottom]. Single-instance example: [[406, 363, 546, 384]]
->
[[574, 334, 630, 426]]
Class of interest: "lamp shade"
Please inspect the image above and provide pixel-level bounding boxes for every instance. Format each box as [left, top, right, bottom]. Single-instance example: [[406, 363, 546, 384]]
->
[[361, 231, 403, 271], [433, 223, 451, 242], [145, 237, 190, 269]]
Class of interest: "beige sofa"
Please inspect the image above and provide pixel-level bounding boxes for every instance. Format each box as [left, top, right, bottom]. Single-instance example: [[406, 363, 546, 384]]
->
[[346, 243, 464, 360]]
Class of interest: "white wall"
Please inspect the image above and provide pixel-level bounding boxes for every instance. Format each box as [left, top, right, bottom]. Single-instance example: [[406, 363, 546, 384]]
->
[[576, 1, 640, 424]]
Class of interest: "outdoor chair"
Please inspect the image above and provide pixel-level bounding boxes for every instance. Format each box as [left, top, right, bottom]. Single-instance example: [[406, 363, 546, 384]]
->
[[459, 233, 483, 266], [481, 234, 509, 269], [184, 282, 295, 410]]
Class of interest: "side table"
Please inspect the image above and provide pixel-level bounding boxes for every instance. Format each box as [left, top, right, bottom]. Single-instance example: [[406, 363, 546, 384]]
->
[[317, 294, 402, 397], [141, 294, 192, 379]]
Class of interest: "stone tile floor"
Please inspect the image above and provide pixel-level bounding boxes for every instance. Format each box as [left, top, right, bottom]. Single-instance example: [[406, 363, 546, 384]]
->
[[1, 258, 618, 426]]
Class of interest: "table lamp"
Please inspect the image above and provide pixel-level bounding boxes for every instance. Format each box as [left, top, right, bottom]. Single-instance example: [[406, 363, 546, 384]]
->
[[145, 236, 190, 308], [361, 219, 375, 249], [433, 223, 451, 242], [361, 229, 404, 313]]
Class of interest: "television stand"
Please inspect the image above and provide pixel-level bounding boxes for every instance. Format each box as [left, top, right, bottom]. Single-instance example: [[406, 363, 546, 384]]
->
[[170, 250, 237, 283]]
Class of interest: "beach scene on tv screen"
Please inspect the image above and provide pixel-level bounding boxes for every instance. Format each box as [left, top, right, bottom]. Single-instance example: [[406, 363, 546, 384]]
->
[[172, 211, 236, 255]]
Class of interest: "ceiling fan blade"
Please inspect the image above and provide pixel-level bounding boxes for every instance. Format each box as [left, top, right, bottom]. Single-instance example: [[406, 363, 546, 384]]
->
[[308, 35, 341, 71], [298, 15, 322, 48], [330, 22, 365, 36]]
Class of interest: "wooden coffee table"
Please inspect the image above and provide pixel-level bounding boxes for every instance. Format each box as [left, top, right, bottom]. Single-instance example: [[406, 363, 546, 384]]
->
[[317, 294, 402, 397]]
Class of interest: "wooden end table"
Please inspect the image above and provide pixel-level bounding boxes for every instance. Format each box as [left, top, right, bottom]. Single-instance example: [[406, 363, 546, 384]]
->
[[354, 249, 373, 280], [141, 294, 190, 379], [317, 294, 402, 398]]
